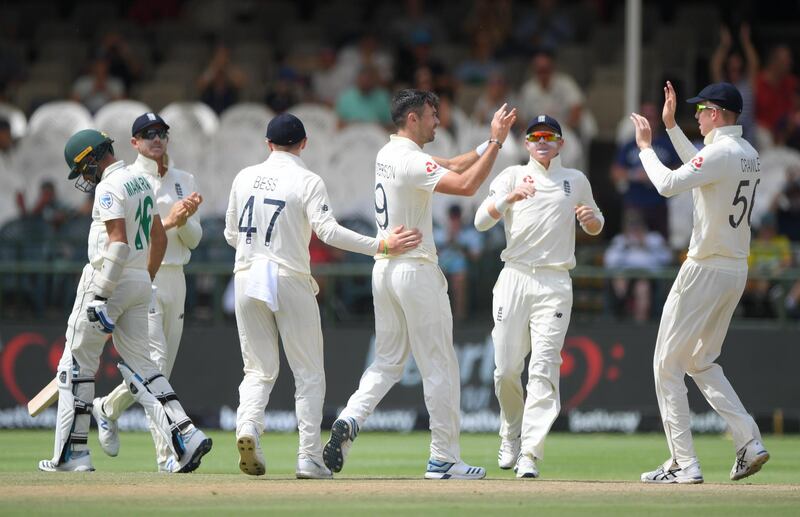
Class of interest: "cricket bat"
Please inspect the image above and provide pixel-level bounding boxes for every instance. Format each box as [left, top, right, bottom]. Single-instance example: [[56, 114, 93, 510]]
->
[[28, 378, 58, 417]]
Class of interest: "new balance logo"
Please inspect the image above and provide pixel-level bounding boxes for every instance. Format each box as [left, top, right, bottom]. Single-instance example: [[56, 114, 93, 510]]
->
[[562, 180, 571, 196], [496, 306, 503, 322], [175, 183, 184, 198]]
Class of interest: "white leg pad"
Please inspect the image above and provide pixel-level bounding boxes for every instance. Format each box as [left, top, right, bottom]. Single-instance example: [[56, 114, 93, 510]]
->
[[117, 362, 193, 459], [53, 359, 94, 464]]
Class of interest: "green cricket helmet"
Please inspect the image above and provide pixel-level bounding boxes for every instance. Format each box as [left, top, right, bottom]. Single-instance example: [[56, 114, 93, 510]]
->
[[64, 129, 115, 191]]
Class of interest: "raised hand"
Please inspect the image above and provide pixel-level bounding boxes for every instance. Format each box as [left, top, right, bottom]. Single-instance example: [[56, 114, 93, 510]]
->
[[630, 112, 653, 151], [386, 225, 423, 254], [662, 81, 677, 129], [490, 103, 519, 144]]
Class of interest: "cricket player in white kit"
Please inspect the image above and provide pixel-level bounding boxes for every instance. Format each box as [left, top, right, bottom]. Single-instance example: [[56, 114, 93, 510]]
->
[[632, 81, 769, 484], [91, 113, 204, 473], [474, 115, 603, 478], [323, 89, 517, 480], [39, 129, 211, 473], [225, 113, 421, 479]]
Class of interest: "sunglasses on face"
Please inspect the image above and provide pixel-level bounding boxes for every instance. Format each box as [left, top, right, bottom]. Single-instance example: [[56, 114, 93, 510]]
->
[[526, 131, 561, 143], [696, 104, 725, 114], [137, 128, 169, 140]]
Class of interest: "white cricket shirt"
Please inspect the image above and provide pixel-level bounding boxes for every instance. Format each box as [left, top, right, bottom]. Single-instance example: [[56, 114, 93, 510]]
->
[[224, 151, 379, 274], [479, 155, 604, 270], [639, 125, 759, 260], [133, 154, 202, 266], [89, 160, 155, 271], [373, 135, 450, 263]]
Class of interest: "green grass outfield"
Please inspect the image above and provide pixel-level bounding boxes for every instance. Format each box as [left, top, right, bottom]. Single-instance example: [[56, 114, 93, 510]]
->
[[1, 430, 798, 516]]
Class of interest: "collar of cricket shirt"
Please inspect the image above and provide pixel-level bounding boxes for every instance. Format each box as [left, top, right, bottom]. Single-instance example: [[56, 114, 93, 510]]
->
[[528, 154, 562, 175], [133, 152, 163, 177], [389, 134, 423, 151], [704, 125, 742, 146], [100, 160, 127, 181], [269, 150, 309, 170]]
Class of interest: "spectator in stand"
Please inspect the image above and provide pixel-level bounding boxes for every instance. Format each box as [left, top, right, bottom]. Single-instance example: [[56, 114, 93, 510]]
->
[[197, 43, 247, 115], [310, 47, 349, 107], [773, 165, 800, 241], [741, 213, 792, 318], [519, 49, 584, 134], [265, 66, 303, 114], [755, 45, 798, 142], [335, 32, 394, 88], [0, 118, 20, 225], [456, 31, 502, 87], [394, 29, 447, 88], [611, 102, 680, 237], [71, 54, 125, 114], [434, 204, 484, 321], [16, 179, 70, 230], [472, 70, 518, 126], [100, 31, 143, 91], [513, 0, 575, 55], [335, 65, 392, 128], [462, 0, 513, 53], [604, 211, 672, 323], [390, 0, 444, 48], [710, 24, 759, 145]]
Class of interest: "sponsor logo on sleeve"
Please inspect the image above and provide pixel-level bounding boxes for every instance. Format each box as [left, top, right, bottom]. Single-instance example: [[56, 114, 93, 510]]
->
[[425, 161, 439, 175], [99, 192, 113, 209], [690, 156, 704, 172]]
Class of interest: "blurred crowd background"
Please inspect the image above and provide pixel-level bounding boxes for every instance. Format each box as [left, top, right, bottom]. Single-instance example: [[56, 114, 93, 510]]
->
[[0, 0, 799, 324]]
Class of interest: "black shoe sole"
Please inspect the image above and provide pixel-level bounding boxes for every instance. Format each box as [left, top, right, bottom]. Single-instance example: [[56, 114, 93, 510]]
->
[[178, 438, 213, 473], [323, 420, 350, 473]]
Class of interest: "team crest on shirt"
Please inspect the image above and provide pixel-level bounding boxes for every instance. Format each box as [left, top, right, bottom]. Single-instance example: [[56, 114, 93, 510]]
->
[[175, 182, 184, 198], [99, 192, 113, 209], [690, 156, 704, 172], [562, 180, 571, 196], [425, 161, 439, 175]]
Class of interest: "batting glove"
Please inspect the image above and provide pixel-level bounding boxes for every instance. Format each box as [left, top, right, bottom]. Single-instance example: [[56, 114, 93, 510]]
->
[[87, 297, 115, 334]]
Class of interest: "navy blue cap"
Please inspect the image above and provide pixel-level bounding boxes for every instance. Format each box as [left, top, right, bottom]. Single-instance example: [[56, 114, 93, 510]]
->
[[132, 112, 169, 136], [526, 114, 562, 136], [686, 82, 743, 114], [266, 113, 306, 146]]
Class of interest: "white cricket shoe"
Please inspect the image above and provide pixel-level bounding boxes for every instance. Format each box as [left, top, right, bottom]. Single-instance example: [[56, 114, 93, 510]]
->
[[296, 455, 333, 479], [176, 427, 212, 473], [91, 398, 119, 457], [641, 458, 703, 484], [38, 451, 95, 472], [158, 456, 180, 473], [498, 438, 521, 469], [237, 423, 265, 476], [424, 459, 486, 480], [514, 454, 539, 479], [731, 439, 770, 481], [323, 416, 358, 473]]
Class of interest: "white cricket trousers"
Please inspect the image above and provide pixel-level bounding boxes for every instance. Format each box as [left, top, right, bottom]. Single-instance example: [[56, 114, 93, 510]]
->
[[491, 264, 572, 461], [53, 264, 158, 460], [234, 268, 326, 461], [100, 265, 186, 468], [654, 256, 761, 467], [339, 259, 462, 463]]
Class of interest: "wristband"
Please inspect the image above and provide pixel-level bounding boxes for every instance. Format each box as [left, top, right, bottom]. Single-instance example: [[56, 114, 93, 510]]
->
[[494, 197, 509, 214], [475, 140, 489, 156], [488, 138, 503, 149], [381, 239, 389, 256]]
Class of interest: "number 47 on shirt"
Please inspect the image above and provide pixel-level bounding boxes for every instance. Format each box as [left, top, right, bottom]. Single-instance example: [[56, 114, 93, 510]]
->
[[238, 195, 286, 245]]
